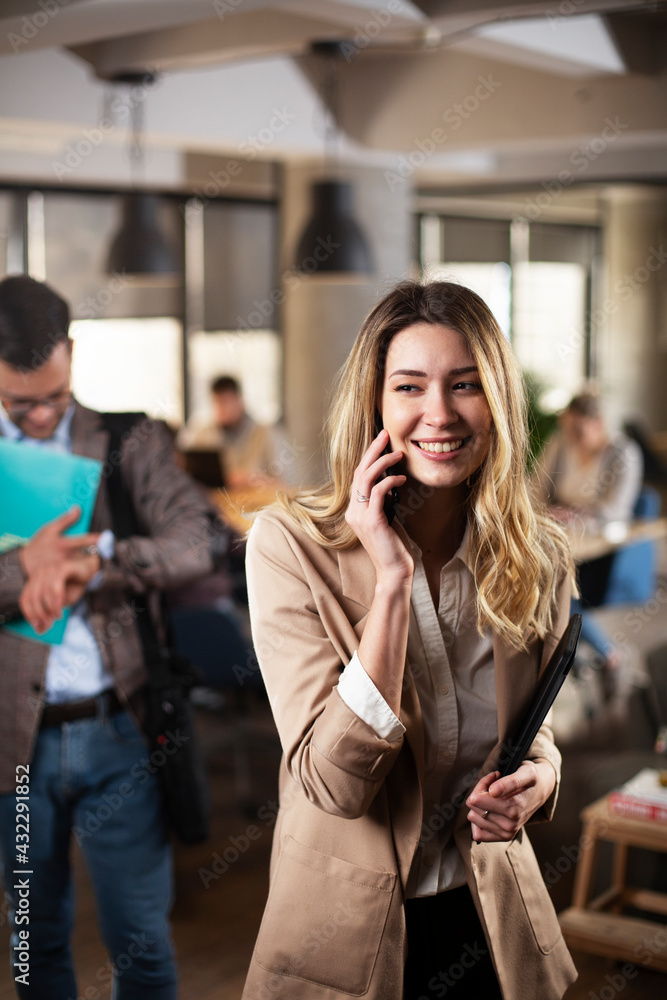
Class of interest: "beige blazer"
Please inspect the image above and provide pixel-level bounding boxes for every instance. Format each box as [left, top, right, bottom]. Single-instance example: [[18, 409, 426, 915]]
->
[[243, 509, 577, 1000]]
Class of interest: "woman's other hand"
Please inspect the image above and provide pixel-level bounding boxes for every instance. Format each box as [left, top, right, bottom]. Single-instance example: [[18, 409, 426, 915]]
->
[[345, 429, 412, 587], [465, 761, 557, 842]]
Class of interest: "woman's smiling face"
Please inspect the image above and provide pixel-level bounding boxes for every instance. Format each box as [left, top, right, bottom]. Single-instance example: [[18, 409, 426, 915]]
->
[[379, 322, 493, 492]]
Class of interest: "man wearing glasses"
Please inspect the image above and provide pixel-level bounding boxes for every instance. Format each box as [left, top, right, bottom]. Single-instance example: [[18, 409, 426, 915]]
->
[[0, 274, 223, 1000], [1, 384, 73, 434]]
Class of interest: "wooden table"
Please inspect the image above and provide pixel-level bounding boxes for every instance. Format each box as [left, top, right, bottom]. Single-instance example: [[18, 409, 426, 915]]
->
[[567, 517, 667, 564], [559, 794, 667, 972]]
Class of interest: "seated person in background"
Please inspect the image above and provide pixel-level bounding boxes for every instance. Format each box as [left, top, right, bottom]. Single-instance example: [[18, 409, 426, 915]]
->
[[535, 390, 643, 528], [178, 375, 297, 489], [534, 390, 644, 695]]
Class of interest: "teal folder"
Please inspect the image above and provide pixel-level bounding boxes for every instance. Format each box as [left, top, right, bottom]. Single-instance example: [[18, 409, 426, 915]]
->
[[0, 437, 102, 645]]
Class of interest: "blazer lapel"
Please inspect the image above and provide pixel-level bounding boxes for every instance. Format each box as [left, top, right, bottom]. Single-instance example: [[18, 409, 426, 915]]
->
[[481, 634, 543, 776], [70, 402, 108, 462], [69, 403, 111, 533], [338, 541, 376, 613]]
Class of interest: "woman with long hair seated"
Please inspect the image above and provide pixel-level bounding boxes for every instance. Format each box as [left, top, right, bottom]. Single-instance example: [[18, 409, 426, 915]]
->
[[242, 280, 577, 1000]]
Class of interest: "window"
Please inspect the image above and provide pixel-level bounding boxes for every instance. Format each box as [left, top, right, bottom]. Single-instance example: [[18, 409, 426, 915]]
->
[[0, 186, 282, 428], [70, 318, 183, 424], [419, 213, 601, 407], [426, 261, 512, 338], [512, 261, 587, 408], [421, 215, 512, 336], [187, 329, 282, 428], [185, 198, 281, 422]]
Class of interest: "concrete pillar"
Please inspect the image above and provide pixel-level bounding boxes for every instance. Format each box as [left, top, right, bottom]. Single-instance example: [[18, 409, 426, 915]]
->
[[601, 186, 667, 433], [281, 161, 412, 486]]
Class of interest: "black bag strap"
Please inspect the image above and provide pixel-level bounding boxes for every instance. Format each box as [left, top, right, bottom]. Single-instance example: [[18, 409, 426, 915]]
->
[[100, 412, 144, 538], [100, 412, 173, 691]]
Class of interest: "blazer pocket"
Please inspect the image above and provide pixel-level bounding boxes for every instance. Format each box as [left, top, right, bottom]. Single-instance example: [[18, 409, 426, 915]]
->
[[255, 835, 396, 995], [506, 831, 563, 955]]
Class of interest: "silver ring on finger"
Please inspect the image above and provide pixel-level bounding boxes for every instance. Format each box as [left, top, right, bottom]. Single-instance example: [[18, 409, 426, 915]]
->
[[482, 810, 489, 818], [356, 491, 370, 503]]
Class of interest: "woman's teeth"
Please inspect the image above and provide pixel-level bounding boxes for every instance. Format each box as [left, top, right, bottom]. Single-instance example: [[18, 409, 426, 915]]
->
[[416, 439, 464, 453]]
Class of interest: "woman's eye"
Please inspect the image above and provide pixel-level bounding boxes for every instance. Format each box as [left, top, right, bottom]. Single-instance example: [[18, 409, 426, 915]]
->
[[454, 381, 483, 392], [394, 384, 421, 393]]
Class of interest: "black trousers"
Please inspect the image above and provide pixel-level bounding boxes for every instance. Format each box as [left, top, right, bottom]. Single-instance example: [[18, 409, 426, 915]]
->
[[403, 884, 503, 1000], [576, 552, 616, 607]]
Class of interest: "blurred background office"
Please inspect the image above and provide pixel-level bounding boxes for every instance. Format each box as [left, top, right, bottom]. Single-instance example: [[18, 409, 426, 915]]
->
[[0, 1, 667, 998]]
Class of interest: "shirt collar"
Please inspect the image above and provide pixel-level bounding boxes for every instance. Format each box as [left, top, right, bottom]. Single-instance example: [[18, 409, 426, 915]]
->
[[395, 516, 474, 575], [0, 401, 75, 450]]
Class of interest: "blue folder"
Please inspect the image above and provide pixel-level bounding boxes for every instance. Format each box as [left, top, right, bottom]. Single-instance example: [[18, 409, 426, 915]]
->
[[0, 437, 102, 644]]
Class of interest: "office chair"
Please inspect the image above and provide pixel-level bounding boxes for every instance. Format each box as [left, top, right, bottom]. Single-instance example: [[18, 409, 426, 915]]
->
[[604, 486, 661, 606]]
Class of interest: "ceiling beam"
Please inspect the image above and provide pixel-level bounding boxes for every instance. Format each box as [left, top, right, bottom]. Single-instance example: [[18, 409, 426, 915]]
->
[[68, 10, 349, 78], [335, 44, 667, 153], [411, 0, 652, 20], [603, 11, 667, 74]]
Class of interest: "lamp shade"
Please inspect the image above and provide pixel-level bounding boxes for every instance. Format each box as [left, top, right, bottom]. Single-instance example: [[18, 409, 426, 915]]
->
[[107, 192, 178, 277], [294, 181, 373, 275]]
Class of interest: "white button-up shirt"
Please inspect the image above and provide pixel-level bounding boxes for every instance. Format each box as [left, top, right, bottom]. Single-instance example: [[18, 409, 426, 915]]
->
[[337, 522, 497, 897], [0, 404, 115, 703]]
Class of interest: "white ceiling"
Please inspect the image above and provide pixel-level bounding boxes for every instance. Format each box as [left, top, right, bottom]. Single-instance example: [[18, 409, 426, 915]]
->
[[0, 0, 650, 74], [0, 0, 665, 189]]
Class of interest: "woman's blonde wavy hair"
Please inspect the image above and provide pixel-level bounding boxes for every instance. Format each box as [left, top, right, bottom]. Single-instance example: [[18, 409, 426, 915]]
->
[[276, 280, 574, 649]]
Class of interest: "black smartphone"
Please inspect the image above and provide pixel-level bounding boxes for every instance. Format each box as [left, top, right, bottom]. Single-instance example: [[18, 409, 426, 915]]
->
[[373, 413, 400, 526]]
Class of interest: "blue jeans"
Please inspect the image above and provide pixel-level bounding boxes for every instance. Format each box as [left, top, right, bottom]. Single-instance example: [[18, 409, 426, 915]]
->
[[0, 702, 177, 1000]]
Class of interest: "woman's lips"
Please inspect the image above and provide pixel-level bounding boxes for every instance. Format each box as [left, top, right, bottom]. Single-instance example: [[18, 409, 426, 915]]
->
[[415, 439, 464, 454], [411, 436, 471, 459]]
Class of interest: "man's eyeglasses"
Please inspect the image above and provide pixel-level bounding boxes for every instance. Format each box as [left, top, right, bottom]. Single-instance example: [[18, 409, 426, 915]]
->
[[1, 390, 73, 417]]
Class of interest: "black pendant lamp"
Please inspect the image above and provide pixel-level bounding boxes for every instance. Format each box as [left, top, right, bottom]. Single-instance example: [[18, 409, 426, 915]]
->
[[107, 191, 177, 277], [294, 179, 373, 274], [105, 72, 178, 281], [294, 42, 374, 277]]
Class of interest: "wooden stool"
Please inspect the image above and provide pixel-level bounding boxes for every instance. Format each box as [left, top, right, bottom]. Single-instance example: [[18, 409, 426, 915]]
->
[[559, 794, 667, 972]]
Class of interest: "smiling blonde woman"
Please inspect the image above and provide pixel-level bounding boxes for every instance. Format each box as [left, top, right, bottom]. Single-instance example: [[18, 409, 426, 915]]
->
[[243, 280, 577, 1000]]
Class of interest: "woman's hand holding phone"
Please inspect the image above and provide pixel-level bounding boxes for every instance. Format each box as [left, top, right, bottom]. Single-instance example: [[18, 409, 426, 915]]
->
[[347, 429, 414, 715], [345, 429, 413, 588]]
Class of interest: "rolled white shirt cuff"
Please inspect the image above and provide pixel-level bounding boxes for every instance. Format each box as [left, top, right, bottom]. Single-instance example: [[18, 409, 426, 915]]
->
[[87, 529, 116, 591], [337, 650, 405, 742], [96, 529, 115, 560]]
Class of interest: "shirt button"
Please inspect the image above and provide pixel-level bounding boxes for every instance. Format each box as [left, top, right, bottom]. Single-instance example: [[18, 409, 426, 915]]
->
[[423, 854, 435, 869], [438, 685, 448, 695]]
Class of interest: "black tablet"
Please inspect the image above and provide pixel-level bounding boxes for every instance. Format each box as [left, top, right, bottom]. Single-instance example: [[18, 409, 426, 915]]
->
[[498, 613, 582, 777]]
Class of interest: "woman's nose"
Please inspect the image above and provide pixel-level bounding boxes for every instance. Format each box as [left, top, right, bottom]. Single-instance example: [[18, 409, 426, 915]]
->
[[424, 391, 456, 426]]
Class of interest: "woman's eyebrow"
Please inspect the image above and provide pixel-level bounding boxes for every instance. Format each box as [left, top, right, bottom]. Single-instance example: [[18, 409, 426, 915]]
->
[[387, 366, 479, 378]]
